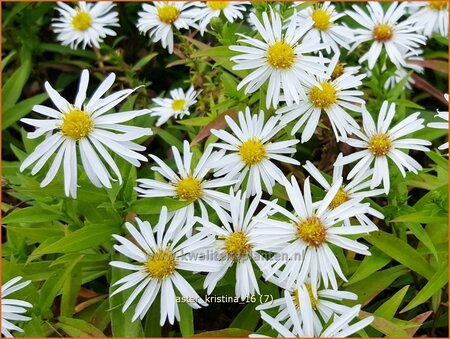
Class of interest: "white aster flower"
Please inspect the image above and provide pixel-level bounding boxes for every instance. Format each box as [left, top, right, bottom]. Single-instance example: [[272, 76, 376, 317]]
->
[[110, 209, 219, 325], [257, 281, 358, 336], [337, 101, 431, 194], [408, 1, 448, 37], [230, 9, 328, 108], [346, 2, 427, 69], [304, 153, 384, 228], [136, 1, 197, 54], [150, 86, 199, 126], [211, 108, 300, 196], [20, 69, 152, 198], [295, 2, 354, 53], [53, 1, 119, 49], [428, 93, 449, 151], [191, 1, 250, 35], [257, 176, 376, 291], [196, 189, 272, 299], [384, 50, 424, 90], [258, 289, 373, 338], [136, 140, 234, 233], [276, 53, 365, 142], [1, 277, 32, 338]]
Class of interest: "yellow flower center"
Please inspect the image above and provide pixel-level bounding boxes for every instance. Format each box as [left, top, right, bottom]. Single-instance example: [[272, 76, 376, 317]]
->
[[175, 176, 202, 201], [373, 24, 393, 42], [429, 1, 447, 10], [329, 188, 349, 209], [224, 231, 252, 260], [331, 63, 345, 80], [61, 108, 94, 140], [309, 82, 337, 109], [267, 41, 295, 69], [239, 139, 266, 166], [72, 11, 92, 31], [296, 216, 326, 247], [368, 133, 392, 156], [293, 283, 318, 309], [312, 9, 331, 31], [171, 99, 186, 111], [208, 1, 229, 10], [145, 249, 176, 280], [157, 4, 180, 24]]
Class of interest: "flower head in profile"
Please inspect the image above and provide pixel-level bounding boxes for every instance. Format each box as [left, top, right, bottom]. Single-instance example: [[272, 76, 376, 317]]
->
[[337, 101, 431, 194], [346, 2, 426, 69], [151, 86, 199, 126], [408, 1, 448, 37], [257, 282, 359, 337], [211, 108, 300, 196], [276, 53, 365, 142], [1, 277, 32, 338], [53, 1, 119, 49], [196, 189, 272, 299], [20, 70, 152, 198], [136, 141, 234, 234], [258, 288, 373, 338], [384, 50, 424, 90], [136, 1, 197, 54], [230, 9, 328, 108], [191, 1, 250, 35], [428, 93, 449, 151], [110, 209, 220, 325], [295, 2, 354, 53], [257, 176, 376, 291], [304, 153, 384, 228]]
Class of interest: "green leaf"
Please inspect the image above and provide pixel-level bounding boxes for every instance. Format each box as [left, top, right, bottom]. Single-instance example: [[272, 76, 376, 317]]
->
[[346, 266, 409, 306], [38, 255, 83, 313], [404, 222, 438, 260], [359, 311, 411, 338], [375, 285, 409, 320], [109, 253, 144, 337], [128, 197, 191, 215], [153, 126, 184, 150], [29, 223, 119, 260], [346, 248, 391, 285], [365, 231, 435, 279], [401, 261, 448, 313], [60, 261, 82, 317], [179, 301, 194, 337], [2, 206, 63, 224], [2, 92, 49, 130], [133, 52, 158, 69], [56, 316, 106, 337], [391, 211, 448, 224], [2, 59, 31, 111], [193, 328, 251, 337], [229, 302, 260, 331]]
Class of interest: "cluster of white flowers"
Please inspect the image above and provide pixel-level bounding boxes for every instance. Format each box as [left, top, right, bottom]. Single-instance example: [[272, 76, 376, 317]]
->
[[10, 1, 448, 338]]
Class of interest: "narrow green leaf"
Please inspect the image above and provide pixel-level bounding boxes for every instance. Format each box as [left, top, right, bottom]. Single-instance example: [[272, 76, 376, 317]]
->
[[346, 266, 409, 306], [3, 206, 63, 224], [29, 223, 119, 260], [2, 92, 49, 129], [401, 262, 448, 313], [229, 302, 260, 331], [346, 248, 391, 285], [179, 301, 194, 337], [57, 317, 106, 337], [38, 255, 83, 313], [60, 262, 82, 317], [359, 311, 411, 338], [404, 222, 438, 260], [365, 231, 435, 279], [2, 59, 31, 111], [375, 285, 409, 320]]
